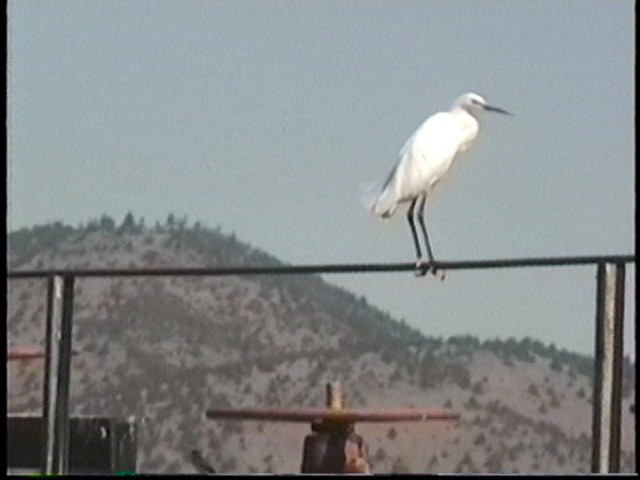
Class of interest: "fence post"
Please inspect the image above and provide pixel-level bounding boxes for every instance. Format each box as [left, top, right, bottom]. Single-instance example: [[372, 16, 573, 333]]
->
[[591, 263, 625, 473], [42, 275, 75, 474]]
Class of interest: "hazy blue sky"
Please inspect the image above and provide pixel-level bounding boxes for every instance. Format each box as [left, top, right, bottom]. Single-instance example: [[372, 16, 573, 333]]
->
[[7, 1, 635, 358]]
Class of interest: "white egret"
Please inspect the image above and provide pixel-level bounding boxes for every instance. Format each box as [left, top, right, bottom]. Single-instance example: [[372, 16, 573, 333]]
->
[[370, 92, 511, 276]]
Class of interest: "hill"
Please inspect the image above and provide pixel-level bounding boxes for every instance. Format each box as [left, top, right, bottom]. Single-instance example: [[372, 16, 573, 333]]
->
[[7, 214, 636, 474]]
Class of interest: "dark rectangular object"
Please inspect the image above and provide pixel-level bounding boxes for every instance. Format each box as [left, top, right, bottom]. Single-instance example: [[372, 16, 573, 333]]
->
[[7, 415, 137, 474]]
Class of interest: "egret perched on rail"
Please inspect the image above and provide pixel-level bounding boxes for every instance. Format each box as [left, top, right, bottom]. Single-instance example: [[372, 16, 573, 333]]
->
[[369, 92, 511, 277]]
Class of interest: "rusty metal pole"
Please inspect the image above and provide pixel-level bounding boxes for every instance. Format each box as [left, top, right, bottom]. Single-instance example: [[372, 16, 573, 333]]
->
[[326, 381, 345, 410], [591, 263, 625, 473], [300, 382, 369, 474], [42, 275, 75, 475]]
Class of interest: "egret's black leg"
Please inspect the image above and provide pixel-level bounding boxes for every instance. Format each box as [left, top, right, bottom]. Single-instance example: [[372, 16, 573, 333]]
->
[[416, 194, 445, 280], [407, 198, 422, 261], [408, 196, 430, 277], [415, 194, 435, 264]]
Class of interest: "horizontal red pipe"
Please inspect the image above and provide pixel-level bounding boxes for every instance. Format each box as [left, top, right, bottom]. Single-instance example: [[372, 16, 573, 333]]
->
[[8, 346, 80, 361], [206, 407, 461, 423]]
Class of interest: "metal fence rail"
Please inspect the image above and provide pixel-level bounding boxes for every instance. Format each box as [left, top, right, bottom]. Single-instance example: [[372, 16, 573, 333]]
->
[[6, 254, 636, 474], [6, 254, 637, 278]]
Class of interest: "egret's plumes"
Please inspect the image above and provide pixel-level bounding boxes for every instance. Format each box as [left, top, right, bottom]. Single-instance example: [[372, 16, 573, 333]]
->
[[370, 92, 511, 275]]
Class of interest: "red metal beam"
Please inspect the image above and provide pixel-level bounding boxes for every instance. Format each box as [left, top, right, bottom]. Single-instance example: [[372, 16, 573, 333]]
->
[[206, 407, 461, 423], [8, 346, 79, 361]]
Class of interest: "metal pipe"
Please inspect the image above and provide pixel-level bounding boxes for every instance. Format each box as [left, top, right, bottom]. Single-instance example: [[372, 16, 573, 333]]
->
[[42, 275, 75, 474], [9, 346, 47, 360], [6, 254, 637, 279], [206, 407, 461, 423], [326, 382, 345, 410], [43, 276, 61, 473], [591, 263, 625, 473]]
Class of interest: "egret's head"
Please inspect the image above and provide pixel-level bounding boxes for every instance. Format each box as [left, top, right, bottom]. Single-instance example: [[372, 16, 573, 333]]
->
[[453, 93, 511, 115]]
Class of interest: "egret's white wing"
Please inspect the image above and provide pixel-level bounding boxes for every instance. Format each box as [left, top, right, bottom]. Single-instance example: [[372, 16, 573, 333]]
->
[[391, 112, 463, 198]]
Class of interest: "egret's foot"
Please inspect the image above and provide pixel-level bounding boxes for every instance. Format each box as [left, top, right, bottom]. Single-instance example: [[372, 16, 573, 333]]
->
[[414, 259, 430, 277], [433, 267, 447, 282], [415, 260, 447, 281]]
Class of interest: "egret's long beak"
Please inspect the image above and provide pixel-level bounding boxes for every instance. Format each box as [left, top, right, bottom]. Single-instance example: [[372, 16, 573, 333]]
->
[[484, 105, 512, 115]]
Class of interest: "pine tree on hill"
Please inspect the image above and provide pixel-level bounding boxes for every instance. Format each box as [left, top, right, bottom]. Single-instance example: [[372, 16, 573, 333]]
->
[[119, 211, 136, 233]]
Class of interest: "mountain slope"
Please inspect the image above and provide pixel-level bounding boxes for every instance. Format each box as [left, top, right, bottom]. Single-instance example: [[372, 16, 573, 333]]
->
[[7, 217, 636, 473]]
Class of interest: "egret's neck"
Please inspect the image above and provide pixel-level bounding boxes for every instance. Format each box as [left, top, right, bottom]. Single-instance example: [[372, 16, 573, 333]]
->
[[450, 108, 480, 151]]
